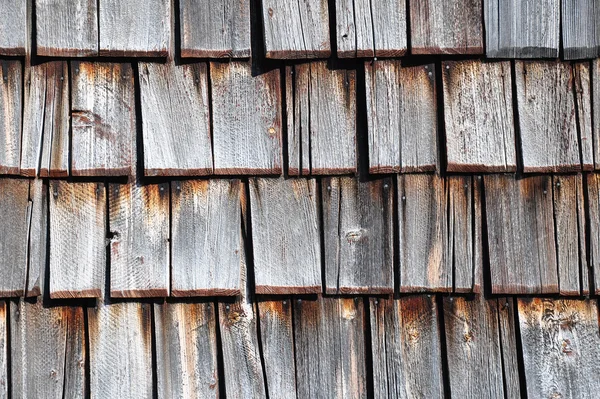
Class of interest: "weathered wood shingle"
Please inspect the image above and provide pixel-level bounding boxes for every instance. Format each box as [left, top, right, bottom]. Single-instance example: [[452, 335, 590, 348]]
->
[[0, 0, 27, 55], [0, 60, 23, 175], [26, 179, 48, 298], [561, 0, 600, 59]]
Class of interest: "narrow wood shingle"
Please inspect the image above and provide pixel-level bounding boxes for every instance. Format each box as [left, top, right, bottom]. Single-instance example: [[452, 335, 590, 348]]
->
[[0, 60, 22, 175], [573, 62, 594, 169], [0, 301, 5, 398], [0, 0, 27, 55], [562, 0, 600, 59], [26, 179, 48, 297], [585, 173, 600, 294], [593, 60, 600, 169]]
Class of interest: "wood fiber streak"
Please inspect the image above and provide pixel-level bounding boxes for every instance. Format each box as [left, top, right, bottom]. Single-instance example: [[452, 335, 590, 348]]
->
[[561, 0, 600, 59], [26, 179, 48, 297], [592, 60, 600, 169], [573, 62, 594, 169], [0, 60, 22, 175], [365, 60, 437, 173], [0, 0, 26, 55], [370, 296, 444, 399], [498, 298, 522, 398], [585, 173, 600, 293], [0, 302, 5, 398]]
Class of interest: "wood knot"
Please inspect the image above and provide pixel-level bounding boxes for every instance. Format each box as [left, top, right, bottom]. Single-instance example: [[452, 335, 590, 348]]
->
[[407, 329, 420, 343], [561, 339, 573, 354], [268, 7, 274, 17], [463, 330, 474, 343], [345, 229, 367, 243], [228, 311, 241, 324], [268, 127, 276, 136]]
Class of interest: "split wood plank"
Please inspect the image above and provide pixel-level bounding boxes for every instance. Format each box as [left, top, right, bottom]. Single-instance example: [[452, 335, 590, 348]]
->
[[99, 0, 170, 57], [249, 177, 321, 294], [585, 173, 600, 293], [0, 179, 30, 297], [35, 0, 98, 56], [365, 60, 437, 173], [573, 62, 594, 169], [139, 62, 212, 176], [287, 62, 357, 175], [155, 302, 220, 399], [409, 0, 483, 54], [515, 61, 590, 172], [562, 0, 600, 59], [71, 62, 135, 177], [0, 301, 5, 398], [498, 298, 522, 399], [442, 60, 516, 172], [518, 298, 600, 399], [26, 179, 48, 297], [370, 296, 444, 399], [21, 61, 70, 178], [321, 176, 393, 294], [109, 180, 169, 298], [0, 0, 27, 55], [88, 301, 153, 399], [484, 0, 560, 58], [484, 175, 559, 294], [0, 60, 23, 175], [210, 62, 282, 175], [180, 0, 250, 58], [49, 181, 106, 298], [593, 60, 600, 169], [11, 299, 85, 399], [262, 0, 331, 59], [171, 179, 242, 296], [294, 297, 366, 398]]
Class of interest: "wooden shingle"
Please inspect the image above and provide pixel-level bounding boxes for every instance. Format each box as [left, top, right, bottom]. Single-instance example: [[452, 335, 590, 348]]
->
[[561, 0, 600, 59], [585, 173, 600, 294], [0, 0, 27, 55], [26, 179, 48, 297], [593, 60, 600, 169], [573, 62, 594, 169], [0, 60, 22, 175], [0, 301, 5, 398]]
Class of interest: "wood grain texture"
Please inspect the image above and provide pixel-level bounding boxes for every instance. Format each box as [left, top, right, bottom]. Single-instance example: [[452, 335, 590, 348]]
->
[[484, 175, 558, 294], [0, 0, 27, 55], [71, 62, 135, 176], [88, 301, 153, 399], [595, 60, 600, 169], [210, 62, 282, 175], [180, 0, 250, 58], [518, 298, 600, 399], [410, 0, 483, 54], [262, 0, 331, 59], [155, 302, 219, 399], [585, 173, 600, 294], [561, 0, 599, 59], [49, 181, 106, 299], [295, 297, 366, 398], [249, 178, 321, 294], [26, 179, 48, 297], [322, 176, 393, 294], [0, 301, 5, 398], [139, 62, 212, 176], [171, 179, 242, 296], [11, 300, 85, 399], [573, 62, 594, 169], [370, 296, 444, 399], [498, 298, 522, 399], [442, 60, 516, 172], [515, 61, 588, 172], [35, 0, 98, 56], [365, 60, 437, 173], [0, 60, 22, 175]]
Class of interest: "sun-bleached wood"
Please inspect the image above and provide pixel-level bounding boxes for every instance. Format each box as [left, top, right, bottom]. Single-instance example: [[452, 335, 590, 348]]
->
[[0, 0, 26, 55], [592, 60, 600, 169], [573, 62, 594, 169], [0, 60, 22, 175], [26, 179, 48, 297], [0, 301, 5, 398], [562, 0, 600, 59]]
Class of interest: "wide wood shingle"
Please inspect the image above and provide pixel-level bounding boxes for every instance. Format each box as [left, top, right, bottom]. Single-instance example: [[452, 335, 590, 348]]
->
[[561, 0, 600, 59], [0, 0, 27, 55], [0, 60, 23, 175]]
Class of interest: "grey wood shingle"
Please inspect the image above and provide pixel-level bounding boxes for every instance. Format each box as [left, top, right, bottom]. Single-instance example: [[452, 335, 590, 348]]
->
[[593, 60, 600, 169], [562, 0, 600, 59], [0, 60, 23, 175], [26, 179, 48, 298], [585, 173, 600, 294], [0, 0, 27, 55], [0, 301, 5, 398]]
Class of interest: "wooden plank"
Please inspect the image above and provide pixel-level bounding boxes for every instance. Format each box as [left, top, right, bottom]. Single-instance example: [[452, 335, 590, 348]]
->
[[484, 175, 558, 294], [409, 0, 483, 54], [11, 299, 85, 399], [155, 302, 219, 398], [180, 0, 250, 58], [515, 61, 588, 172], [442, 60, 516, 172], [0, 302, 4, 398], [0, 60, 22, 175], [498, 298, 522, 399], [485, 0, 559, 58], [585, 173, 600, 293], [88, 301, 153, 399], [0, 0, 27, 55], [35, 0, 98, 56], [171, 179, 242, 296], [49, 181, 106, 298], [562, 0, 600, 59], [262, 0, 330, 59], [249, 177, 321, 294], [71, 62, 135, 177], [321, 176, 393, 294], [370, 296, 444, 399], [518, 298, 600, 399], [365, 60, 437, 173], [573, 62, 594, 169], [139, 62, 212, 176], [210, 61, 282, 175], [26, 179, 48, 297], [294, 297, 366, 398]]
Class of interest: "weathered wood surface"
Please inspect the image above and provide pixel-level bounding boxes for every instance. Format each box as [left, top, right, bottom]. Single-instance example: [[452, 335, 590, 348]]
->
[[109, 180, 169, 298], [442, 60, 516, 172], [210, 62, 282, 175], [171, 179, 242, 296], [0, 60, 22, 175], [35, 0, 98, 56], [249, 178, 321, 294], [485, 0, 560, 58], [518, 298, 600, 399], [562, 0, 599, 59], [593, 60, 600, 169], [21, 61, 70, 177], [262, 0, 331, 59], [26, 179, 48, 297], [585, 173, 600, 294], [484, 175, 558, 294], [49, 181, 106, 298], [287, 62, 357, 175], [155, 302, 220, 399], [71, 62, 135, 176], [410, 0, 483, 54], [498, 298, 523, 399], [88, 301, 153, 399], [370, 296, 444, 399], [0, 0, 27, 55], [11, 300, 85, 399], [322, 176, 393, 294], [139, 62, 212, 176], [573, 62, 594, 169], [180, 0, 250, 58], [295, 297, 366, 398], [515, 61, 589, 172], [0, 301, 5, 398], [99, 0, 170, 56], [365, 60, 437, 173]]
